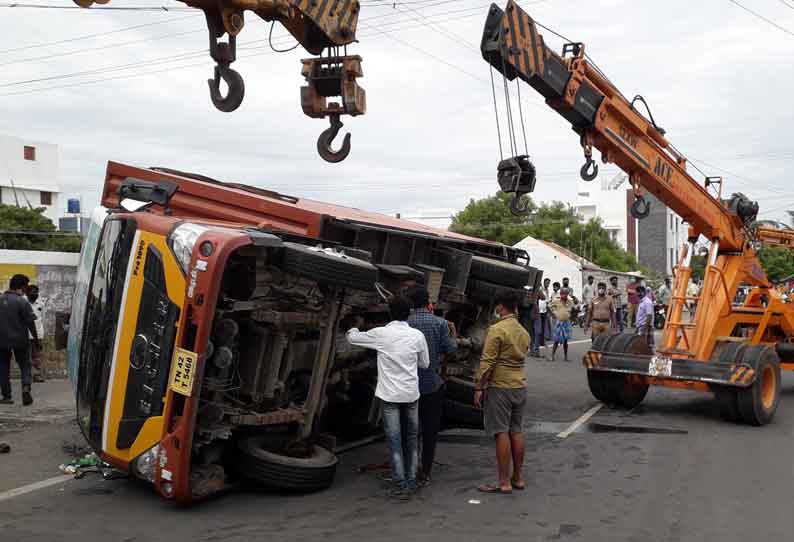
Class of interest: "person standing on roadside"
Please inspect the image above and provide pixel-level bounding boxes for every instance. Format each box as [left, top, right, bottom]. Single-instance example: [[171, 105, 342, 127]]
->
[[474, 291, 530, 494], [26, 285, 46, 383], [542, 278, 552, 342], [657, 278, 672, 315], [585, 282, 615, 341], [346, 296, 430, 498], [532, 288, 547, 357], [549, 288, 575, 362], [608, 276, 624, 332], [0, 274, 39, 405], [582, 275, 595, 322], [405, 286, 457, 487], [635, 286, 655, 347], [626, 276, 641, 328]]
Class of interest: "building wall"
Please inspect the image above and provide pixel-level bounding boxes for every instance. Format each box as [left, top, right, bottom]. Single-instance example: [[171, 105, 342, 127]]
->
[[636, 193, 686, 276], [574, 177, 630, 251], [512, 236, 583, 298], [0, 134, 61, 225], [0, 250, 78, 336]]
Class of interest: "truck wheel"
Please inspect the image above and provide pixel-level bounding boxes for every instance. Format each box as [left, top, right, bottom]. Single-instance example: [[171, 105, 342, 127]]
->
[[587, 333, 650, 408], [445, 377, 476, 404], [442, 398, 484, 429], [736, 345, 780, 426], [712, 342, 748, 422], [234, 434, 338, 491], [469, 255, 532, 288], [279, 242, 378, 292], [467, 278, 524, 305]]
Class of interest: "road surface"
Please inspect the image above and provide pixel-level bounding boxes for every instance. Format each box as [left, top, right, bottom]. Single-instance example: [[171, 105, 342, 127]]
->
[[1, 332, 793, 542]]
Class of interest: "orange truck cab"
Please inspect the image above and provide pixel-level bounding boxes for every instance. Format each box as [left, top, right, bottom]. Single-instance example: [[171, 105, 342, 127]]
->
[[67, 162, 542, 502]]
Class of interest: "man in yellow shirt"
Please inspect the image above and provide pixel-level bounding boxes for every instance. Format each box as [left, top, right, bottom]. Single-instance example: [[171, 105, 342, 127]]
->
[[474, 291, 530, 494]]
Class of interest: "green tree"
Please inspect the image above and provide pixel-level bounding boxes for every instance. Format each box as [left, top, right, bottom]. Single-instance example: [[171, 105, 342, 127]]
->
[[758, 245, 794, 282], [450, 192, 640, 272], [0, 204, 81, 252]]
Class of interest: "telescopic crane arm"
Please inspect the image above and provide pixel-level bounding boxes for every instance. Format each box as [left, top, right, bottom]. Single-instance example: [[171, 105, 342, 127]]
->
[[75, 0, 365, 162], [481, 0, 759, 253]]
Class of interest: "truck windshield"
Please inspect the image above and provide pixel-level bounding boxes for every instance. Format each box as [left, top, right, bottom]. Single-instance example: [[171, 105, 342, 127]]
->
[[76, 217, 136, 449]]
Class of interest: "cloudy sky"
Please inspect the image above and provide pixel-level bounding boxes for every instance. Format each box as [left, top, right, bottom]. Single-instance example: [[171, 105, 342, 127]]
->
[[1, 0, 793, 223]]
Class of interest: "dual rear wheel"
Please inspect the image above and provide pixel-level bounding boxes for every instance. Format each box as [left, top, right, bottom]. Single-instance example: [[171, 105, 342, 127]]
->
[[587, 333, 650, 409], [713, 343, 780, 426]]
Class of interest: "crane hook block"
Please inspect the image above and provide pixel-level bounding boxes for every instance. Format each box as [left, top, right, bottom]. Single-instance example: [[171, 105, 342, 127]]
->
[[208, 65, 245, 113], [497, 155, 536, 216], [317, 114, 351, 163], [580, 158, 598, 182]]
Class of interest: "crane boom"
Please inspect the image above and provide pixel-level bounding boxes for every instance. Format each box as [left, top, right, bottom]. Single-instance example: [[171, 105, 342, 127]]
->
[[480, 1, 758, 251]]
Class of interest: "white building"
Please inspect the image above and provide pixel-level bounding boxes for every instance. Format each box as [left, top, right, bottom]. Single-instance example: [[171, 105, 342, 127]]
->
[[574, 173, 686, 277], [398, 209, 454, 231], [0, 134, 61, 225], [513, 236, 583, 298]]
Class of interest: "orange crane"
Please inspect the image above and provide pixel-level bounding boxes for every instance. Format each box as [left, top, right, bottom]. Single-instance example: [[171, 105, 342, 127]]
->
[[482, 0, 794, 425], [75, 0, 365, 162]]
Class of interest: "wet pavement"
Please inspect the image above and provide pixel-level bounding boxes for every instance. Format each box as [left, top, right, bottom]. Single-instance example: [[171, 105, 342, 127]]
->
[[2, 331, 794, 541]]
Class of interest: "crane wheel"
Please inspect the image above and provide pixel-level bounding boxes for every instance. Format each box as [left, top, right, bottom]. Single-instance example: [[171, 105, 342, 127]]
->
[[736, 345, 780, 426], [711, 342, 748, 422], [586, 333, 650, 408]]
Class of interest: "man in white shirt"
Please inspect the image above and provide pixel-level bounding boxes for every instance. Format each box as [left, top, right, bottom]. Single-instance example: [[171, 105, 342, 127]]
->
[[26, 285, 45, 382], [346, 296, 430, 497]]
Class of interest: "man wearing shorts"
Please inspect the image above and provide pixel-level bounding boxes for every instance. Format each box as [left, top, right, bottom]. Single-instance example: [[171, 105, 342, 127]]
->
[[474, 290, 530, 494]]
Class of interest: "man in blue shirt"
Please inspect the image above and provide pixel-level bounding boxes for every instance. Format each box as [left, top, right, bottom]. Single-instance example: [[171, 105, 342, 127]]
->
[[406, 286, 457, 486], [635, 286, 655, 347]]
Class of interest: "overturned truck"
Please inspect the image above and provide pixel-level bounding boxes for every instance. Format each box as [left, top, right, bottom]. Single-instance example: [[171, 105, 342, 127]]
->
[[67, 162, 541, 502]]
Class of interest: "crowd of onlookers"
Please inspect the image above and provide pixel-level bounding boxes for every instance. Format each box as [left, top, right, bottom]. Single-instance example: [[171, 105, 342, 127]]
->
[[519, 274, 699, 357]]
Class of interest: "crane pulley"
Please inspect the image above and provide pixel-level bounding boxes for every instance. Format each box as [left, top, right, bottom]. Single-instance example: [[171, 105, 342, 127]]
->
[[75, 0, 365, 163]]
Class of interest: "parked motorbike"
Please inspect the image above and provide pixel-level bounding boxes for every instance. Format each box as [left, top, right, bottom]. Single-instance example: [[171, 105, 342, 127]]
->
[[654, 304, 666, 330]]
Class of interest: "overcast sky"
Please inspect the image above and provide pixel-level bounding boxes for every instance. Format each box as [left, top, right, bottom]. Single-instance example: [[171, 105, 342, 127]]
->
[[1, 0, 793, 223]]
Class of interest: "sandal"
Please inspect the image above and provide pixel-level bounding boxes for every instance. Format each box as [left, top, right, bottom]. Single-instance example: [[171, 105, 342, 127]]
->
[[511, 479, 526, 490], [477, 484, 512, 494]]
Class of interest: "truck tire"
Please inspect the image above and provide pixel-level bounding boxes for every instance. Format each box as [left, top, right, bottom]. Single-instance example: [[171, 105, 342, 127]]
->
[[279, 242, 378, 292], [586, 333, 649, 408], [234, 434, 338, 491], [467, 278, 524, 305], [736, 345, 780, 426], [712, 342, 748, 422], [469, 255, 531, 288], [445, 376, 476, 404], [443, 398, 484, 429]]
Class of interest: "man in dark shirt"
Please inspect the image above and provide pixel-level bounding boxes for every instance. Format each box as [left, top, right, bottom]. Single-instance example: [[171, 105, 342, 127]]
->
[[0, 274, 39, 405], [406, 286, 457, 486]]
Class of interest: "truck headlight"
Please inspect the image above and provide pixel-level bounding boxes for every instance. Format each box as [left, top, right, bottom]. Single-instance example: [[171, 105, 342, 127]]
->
[[169, 223, 208, 274], [132, 444, 160, 483]]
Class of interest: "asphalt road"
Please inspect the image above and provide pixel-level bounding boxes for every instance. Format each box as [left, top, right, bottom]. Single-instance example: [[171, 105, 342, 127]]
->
[[3, 332, 794, 542]]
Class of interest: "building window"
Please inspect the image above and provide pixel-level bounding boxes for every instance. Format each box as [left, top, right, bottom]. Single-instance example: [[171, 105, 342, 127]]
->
[[670, 248, 674, 268], [577, 192, 590, 197], [23, 146, 36, 161], [40, 191, 52, 205], [670, 213, 673, 230]]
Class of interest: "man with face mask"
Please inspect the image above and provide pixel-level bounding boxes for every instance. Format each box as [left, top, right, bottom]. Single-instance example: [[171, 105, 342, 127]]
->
[[549, 288, 575, 361], [608, 276, 624, 332], [26, 285, 46, 383], [474, 291, 530, 494], [585, 282, 615, 341]]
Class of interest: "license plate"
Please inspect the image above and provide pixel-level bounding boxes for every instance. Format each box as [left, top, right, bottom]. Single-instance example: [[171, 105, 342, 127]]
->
[[169, 347, 198, 397], [648, 356, 673, 377]]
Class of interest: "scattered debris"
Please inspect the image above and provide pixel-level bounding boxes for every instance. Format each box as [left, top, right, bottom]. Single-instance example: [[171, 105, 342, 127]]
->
[[0, 442, 9, 454], [62, 441, 93, 458], [58, 452, 126, 480], [468, 499, 481, 505]]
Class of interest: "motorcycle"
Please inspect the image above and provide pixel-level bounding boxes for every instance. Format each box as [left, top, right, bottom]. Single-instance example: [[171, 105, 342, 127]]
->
[[654, 304, 666, 330]]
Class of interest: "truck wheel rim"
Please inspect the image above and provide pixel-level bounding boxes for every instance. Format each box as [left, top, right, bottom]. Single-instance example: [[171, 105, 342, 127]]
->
[[761, 365, 776, 411]]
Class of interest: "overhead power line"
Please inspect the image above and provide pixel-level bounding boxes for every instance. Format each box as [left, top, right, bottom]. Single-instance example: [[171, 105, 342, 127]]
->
[[0, 13, 199, 54], [0, 2, 193, 10], [726, 0, 794, 38]]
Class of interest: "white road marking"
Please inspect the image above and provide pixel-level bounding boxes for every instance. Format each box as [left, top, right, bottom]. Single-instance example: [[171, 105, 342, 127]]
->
[[0, 475, 73, 502], [556, 403, 604, 439]]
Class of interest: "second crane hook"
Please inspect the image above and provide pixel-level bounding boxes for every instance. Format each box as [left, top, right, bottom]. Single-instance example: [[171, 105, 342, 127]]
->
[[208, 65, 245, 113], [317, 114, 351, 163]]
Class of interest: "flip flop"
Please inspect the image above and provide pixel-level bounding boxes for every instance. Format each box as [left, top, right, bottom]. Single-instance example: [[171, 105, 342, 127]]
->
[[478, 484, 512, 494], [511, 480, 526, 490]]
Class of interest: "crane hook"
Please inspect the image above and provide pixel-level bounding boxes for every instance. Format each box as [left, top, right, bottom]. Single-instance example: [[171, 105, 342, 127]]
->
[[207, 64, 245, 113], [509, 194, 530, 216], [631, 195, 651, 219], [317, 114, 351, 163], [580, 158, 599, 181]]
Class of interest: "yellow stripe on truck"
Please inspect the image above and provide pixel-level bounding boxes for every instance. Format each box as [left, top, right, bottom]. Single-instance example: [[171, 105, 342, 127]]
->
[[103, 230, 186, 465]]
